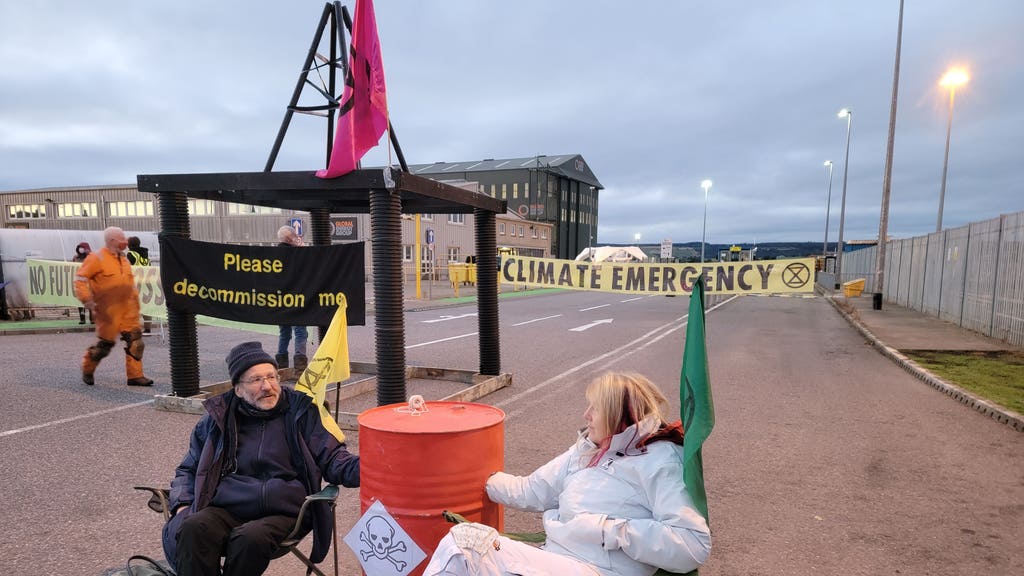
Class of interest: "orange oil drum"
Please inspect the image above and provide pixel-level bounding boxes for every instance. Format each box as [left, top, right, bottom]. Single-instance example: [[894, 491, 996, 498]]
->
[[359, 400, 505, 576]]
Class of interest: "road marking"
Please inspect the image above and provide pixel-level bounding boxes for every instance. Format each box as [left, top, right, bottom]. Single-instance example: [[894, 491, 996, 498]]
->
[[3, 297, 738, 439], [496, 295, 739, 412], [620, 297, 643, 303], [422, 313, 478, 324], [0, 400, 153, 439], [569, 318, 614, 332], [405, 332, 479, 349], [513, 314, 563, 327], [579, 304, 610, 312]]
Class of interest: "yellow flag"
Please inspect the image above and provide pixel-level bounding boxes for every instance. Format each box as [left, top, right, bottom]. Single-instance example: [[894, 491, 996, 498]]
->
[[295, 298, 350, 442]]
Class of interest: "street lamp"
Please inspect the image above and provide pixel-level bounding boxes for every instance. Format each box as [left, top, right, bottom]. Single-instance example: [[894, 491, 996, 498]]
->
[[700, 179, 712, 263], [822, 160, 834, 260], [835, 108, 853, 289], [937, 67, 968, 232], [634, 232, 641, 244]]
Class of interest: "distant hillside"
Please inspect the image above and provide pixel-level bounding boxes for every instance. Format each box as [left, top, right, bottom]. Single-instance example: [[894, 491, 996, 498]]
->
[[602, 242, 835, 262]]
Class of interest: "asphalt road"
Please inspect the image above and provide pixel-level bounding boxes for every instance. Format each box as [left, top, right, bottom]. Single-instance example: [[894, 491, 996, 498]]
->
[[0, 291, 1020, 575]]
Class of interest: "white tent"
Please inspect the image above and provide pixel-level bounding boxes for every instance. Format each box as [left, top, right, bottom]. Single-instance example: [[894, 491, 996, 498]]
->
[[574, 246, 648, 263]]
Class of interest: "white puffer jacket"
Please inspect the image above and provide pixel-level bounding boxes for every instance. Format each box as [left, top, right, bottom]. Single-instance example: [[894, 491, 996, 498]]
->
[[486, 416, 711, 576]]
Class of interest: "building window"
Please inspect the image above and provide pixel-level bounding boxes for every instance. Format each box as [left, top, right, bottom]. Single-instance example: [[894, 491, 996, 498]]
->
[[403, 245, 413, 261], [447, 247, 460, 262], [422, 213, 433, 221], [188, 199, 218, 216], [57, 202, 97, 218], [226, 202, 281, 215], [490, 184, 497, 198], [501, 184, 507, 200], [7, 204, 47, 219], [518, 225, 524, 237], [532, 226, 538, 238], [498, 222, 505, 235], [107, 200, 154, 218], [541, 228, 547, 239], [447, 213, 465, 225], [513, 183, 518, 199]]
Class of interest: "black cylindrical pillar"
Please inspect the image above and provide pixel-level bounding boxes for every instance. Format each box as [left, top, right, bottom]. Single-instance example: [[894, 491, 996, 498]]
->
[[310, 207, 332, 341], [370, 188, 406, 404], [158, 191, 200, 397], [475, 209, 500, 376]]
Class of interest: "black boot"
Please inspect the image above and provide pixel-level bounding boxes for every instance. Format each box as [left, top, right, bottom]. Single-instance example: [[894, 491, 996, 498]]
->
[[275, 353, 289, 369], [293, 353, 308, 372]]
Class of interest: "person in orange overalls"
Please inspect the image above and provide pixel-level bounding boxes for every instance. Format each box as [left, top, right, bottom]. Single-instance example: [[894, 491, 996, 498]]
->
[[74, 226, 153, 387]]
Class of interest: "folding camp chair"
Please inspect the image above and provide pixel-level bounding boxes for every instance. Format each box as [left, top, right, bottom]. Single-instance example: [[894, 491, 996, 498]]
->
[[135, 485, 341, 576]]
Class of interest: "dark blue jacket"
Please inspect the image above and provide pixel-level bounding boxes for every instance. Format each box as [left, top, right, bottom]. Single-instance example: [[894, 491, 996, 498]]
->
[[164, 387, 359, 564]]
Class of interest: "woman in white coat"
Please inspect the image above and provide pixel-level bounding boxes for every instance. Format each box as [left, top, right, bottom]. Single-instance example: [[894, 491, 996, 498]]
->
[[424, 372, 711, 576]]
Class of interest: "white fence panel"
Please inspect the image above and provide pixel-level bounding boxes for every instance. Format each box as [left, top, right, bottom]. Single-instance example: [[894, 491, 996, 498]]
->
[[921, 232, 945, 317], [939, 225, 970, 324], [962, 218, 1002, 335], [907, 235, 929, 311], [992, 213, 1024, 347]]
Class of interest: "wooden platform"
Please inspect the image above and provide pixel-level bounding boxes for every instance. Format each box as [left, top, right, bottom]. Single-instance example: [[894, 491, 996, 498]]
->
[[153, 361, 512, 430]]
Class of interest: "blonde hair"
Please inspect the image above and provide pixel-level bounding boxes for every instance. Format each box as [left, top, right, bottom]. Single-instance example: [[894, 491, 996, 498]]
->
[[585, 372, 668, 439]]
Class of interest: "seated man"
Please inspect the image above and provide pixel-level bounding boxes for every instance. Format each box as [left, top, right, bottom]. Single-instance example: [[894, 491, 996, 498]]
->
[[163, 341, 360, 576]]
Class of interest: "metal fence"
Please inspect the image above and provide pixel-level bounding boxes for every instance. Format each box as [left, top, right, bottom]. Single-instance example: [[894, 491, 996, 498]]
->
[[837, 210, 1024, 348]]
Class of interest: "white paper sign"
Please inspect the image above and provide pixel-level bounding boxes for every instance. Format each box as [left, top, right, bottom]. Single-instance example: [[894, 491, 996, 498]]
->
[[344, 499, 427, 576]]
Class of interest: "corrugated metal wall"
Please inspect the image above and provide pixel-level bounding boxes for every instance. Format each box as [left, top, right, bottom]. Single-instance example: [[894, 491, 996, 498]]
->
[[839, 210, 1024, 347]]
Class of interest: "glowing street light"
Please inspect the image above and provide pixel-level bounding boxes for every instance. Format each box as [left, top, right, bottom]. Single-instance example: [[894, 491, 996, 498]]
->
[[835, 108, 853, 288], [936, 67, 969, 232], [700, 179, 712, 263], [822, 160, 834, 259]]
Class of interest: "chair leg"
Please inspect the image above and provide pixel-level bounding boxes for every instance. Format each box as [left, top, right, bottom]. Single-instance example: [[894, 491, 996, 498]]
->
[[331, 505, 340, 576], [288, 547, 328, 576]]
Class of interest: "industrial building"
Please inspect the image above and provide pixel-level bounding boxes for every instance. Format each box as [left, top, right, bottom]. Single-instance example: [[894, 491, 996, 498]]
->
[[0, 175, 559, 279]]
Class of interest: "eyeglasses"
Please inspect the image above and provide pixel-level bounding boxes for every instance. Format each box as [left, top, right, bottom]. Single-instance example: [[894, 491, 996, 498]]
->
[[241, 374, 279, 386]]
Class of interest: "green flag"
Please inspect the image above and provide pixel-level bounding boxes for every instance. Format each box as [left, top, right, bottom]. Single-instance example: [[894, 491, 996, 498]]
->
[[681, 276, 714, 522]]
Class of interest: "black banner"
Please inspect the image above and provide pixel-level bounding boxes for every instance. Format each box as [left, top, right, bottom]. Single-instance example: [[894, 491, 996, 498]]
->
[[159, 237, 365, 326]]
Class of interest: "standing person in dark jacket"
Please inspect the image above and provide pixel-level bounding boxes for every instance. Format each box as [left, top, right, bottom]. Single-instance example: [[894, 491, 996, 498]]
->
[[125, 236, 153, 334], [276, 225, 309, 371], [163, 341, 360, 576], [71, 242, 92, 324]]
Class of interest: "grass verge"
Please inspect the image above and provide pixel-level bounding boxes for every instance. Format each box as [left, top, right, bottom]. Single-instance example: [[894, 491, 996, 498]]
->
[[902, 350, 1024, 415]]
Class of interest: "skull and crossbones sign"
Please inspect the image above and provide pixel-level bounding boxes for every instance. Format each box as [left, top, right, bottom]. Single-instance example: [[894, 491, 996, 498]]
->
[[359, 515, 407, 571]]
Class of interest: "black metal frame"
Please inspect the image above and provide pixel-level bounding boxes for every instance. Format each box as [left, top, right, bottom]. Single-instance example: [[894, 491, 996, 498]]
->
[[138, 1, 508, 402]]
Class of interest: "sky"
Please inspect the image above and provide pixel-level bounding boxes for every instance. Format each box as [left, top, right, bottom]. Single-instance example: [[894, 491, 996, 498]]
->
[[2, 1, 1022, 244]]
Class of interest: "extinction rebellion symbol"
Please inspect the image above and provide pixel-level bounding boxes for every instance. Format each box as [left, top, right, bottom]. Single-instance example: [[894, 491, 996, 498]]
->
[[782, 262, 811, 289]]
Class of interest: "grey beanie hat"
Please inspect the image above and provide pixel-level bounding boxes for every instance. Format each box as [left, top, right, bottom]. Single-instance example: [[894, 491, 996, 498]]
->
[[226, 341, 278, 384]]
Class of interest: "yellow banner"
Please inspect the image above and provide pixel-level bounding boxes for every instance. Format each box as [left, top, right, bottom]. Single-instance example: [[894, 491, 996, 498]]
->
[[26, 259, 166, 317], [500, 256, 815, 295]]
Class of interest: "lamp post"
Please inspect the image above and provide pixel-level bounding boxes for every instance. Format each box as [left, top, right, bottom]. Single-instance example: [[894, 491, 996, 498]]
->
[[822, 160, 834, 260], [700, 179, 712, 263], [835, 108, 853, 289], [634, 232, 641, 244], [937, 67, 968, 232]]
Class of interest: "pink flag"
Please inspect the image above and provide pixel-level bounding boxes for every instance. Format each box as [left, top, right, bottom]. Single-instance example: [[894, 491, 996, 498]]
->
[[317, 0, 389, 178]]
